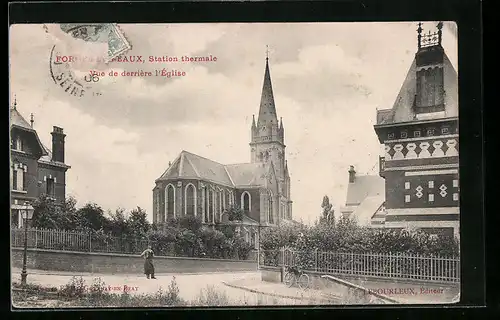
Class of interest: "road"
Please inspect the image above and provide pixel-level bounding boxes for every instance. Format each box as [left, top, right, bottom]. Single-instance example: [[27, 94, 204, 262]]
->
[[11, 268, 306, 306]]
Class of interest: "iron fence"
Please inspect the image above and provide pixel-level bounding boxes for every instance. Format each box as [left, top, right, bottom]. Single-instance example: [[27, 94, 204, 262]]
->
[[259, 248, 460, 283], [11, 228, 257, 260]]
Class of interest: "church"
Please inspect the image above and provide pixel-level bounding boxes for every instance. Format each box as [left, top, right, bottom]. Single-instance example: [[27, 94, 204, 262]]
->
[[152, 55, 293, 247], [10, 99, 71, 227], [342, 22, 459, 239]]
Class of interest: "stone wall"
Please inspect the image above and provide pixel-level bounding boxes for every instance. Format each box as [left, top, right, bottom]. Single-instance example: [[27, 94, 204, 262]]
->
[[11, 248, 258, 274]]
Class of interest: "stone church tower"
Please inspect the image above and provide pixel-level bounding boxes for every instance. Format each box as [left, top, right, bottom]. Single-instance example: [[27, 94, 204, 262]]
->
[[250, 55, 292, 220]]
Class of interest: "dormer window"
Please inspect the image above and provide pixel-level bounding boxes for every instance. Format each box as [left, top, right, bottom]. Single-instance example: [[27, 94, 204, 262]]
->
[[427, 129, 435, 136], [11, 136, 23, 151], [401, 131, 408, 139], [388, 133, 395, 139], [414, 131, 421, 138], [441, 127, 450, 134]]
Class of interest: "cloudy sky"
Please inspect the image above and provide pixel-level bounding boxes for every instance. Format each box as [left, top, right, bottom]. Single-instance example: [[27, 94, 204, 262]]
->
[[9, 22, 457, 224]]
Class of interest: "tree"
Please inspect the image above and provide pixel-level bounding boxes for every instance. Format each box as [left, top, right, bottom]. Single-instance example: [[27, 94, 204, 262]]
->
[[224, 206, 244, 221], [127, 207, 150, 237], [75, 203, 108, 231], [107, 208, 129, 236], [320, 195, 335, 226], [31, 195, 63, 229]]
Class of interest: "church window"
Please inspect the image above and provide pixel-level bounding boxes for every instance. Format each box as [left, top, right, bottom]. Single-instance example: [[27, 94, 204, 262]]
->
[[267, 191, 274, 224], [185, 183, 196, 216], [218, 189, 223, 220], [427, 129, 435, 136], [453, 193, 459, 201], [428, 181, 434, 188], [428, 194, 434, 202], [405, 195, 410, 203], [241, 191, 251, 212], [404, 182, 410, 190], [228, 191, 234, 206], [205, 188, 212, 223], [453, 179, 459, 188], [414, 131, 421, 138], [388, 133, 395, 139], [166, 184, 175, 219], [401, 131, 408, 139], [442, 127, 450, 134]]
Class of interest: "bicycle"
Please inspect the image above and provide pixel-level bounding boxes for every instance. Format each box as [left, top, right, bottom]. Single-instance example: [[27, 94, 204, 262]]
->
[[283, 265, 311, 290]]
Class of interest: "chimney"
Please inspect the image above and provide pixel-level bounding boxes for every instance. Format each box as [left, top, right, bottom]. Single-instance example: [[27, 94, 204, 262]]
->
[[51, 126, 66, 163], [348, 165, 356, 183], [30, 113, 34, 128]]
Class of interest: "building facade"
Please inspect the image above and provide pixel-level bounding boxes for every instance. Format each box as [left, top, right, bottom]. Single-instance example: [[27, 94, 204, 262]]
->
[[152, 56, 293, 247], [10, 100, 71, 227], [340, 165, 385, 227], [373, 22, 459, 238]]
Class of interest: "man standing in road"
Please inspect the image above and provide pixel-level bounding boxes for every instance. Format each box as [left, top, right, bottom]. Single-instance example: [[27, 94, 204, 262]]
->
[[140, 245, 156, 279]]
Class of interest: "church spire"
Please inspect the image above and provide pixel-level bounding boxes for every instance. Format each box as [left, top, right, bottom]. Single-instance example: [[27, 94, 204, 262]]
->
[[257, 47, 278, 127], [12, 94, 17, 110]]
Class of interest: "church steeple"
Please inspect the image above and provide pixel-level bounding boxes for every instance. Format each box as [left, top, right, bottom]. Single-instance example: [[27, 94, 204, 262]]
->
[[257, 51, 278, 127]]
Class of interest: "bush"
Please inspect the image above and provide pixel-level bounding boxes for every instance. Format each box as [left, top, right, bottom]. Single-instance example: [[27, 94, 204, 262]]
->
[[58, 276, 87, 299], [261, 217, 459, 258], [194, 285, 230, 306]]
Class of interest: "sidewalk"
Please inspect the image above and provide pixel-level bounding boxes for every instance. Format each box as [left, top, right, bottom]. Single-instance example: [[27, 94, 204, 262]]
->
[[222, 277, 459, 305], [222, 276, 340, 304]]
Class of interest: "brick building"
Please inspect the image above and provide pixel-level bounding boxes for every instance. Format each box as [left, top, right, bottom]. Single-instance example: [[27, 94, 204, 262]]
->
[[373, 22, 459, 238], [340, 23, 459, 238], [152, 56, 293, 247], [10, 99, 71, 227]]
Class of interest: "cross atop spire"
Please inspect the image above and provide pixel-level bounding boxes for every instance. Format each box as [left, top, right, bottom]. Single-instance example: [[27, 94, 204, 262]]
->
[[266, 45, 269, 61], [12, 94, 17, 110]]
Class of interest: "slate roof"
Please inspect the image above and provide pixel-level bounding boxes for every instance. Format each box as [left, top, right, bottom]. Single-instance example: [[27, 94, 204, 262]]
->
[[376, 52, 458, 126], [10, 107, 70, 167], [225, 163, 267, 187], [10, 107, 33, 130], [345, 175, 385, 206], [157, 150, 269, 188], [351, 194, 385, 226], [10, 107, 48, 157]]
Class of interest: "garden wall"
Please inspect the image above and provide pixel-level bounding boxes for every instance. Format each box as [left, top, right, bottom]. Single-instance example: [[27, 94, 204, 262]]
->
[[11, 248, 258, 274]]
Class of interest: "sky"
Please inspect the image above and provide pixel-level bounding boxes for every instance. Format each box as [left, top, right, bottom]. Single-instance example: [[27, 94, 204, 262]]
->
[[9, 22, 457, 225]]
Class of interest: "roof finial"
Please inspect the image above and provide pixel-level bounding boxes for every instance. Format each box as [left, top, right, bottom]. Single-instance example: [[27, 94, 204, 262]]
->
[[12, 94, 17, 110], [266, 45, 269, 61], [30, 113, 34, 128], [437, 21, 443, 45]]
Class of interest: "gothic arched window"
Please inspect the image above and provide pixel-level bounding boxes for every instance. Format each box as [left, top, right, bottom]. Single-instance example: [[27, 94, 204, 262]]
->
[[208, 189, 214, 223], [165, 184, 175, 219], [267, 191, 274, 224], [241, 191, 251, 212], [185, 184, 196, 216]]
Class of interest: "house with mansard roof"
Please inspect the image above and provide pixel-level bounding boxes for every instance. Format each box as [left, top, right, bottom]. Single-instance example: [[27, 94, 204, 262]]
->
[[152, 55, 294, 248], [10, 99, 71, 228]]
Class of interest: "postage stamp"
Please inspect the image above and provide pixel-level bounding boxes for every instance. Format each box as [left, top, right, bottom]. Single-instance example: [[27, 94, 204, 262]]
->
[[10, 22, 462, 309], [59, 23, 132, 61]]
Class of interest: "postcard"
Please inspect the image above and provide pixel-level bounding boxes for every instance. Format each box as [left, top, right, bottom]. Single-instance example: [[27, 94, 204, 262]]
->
[[10, 22, 460, 308]]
